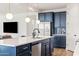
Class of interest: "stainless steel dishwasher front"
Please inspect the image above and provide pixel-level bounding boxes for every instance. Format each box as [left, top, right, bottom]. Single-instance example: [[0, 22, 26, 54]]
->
[[32, 43, 41, 56]]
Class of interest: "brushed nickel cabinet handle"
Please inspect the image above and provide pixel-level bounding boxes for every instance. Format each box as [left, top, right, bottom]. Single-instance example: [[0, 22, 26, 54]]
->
[[23, 47, 28, 49]]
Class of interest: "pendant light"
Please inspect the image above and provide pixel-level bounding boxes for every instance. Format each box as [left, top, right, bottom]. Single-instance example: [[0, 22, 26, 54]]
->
[[6, 0, 13, 20], [6, 13, 13, 20], [25, 4, 31, 23], [25, 17, 31, 23]]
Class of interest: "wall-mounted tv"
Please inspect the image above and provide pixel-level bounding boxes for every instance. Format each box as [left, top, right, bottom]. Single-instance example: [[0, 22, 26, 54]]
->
[[3, 22, 18, 33]]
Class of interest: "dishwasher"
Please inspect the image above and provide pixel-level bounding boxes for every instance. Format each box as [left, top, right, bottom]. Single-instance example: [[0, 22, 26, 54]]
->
[[32, 42, 41, 56]]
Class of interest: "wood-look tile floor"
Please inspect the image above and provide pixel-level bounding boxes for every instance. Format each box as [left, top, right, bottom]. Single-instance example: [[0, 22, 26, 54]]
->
[[52, 48, 73, 56]]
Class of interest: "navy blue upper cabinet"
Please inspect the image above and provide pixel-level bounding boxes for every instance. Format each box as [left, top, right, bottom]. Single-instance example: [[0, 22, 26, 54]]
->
[[54, 12, 66, 27], [54, 12, 61, 34], [54, 12, 66, 34], [38, 13, 45, 22], [38, 12, 53, 22], [54, 13, 60, 27], [45, 12, 53, 22], [60, 12, 66, 27]]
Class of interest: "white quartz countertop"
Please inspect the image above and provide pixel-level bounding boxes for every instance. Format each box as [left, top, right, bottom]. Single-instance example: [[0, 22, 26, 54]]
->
[[0, 36, 53, 47]]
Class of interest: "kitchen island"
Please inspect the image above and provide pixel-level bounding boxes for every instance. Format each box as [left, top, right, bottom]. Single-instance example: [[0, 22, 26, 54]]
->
[[0, 34, 66, 56], [0, 36, 53, 56]]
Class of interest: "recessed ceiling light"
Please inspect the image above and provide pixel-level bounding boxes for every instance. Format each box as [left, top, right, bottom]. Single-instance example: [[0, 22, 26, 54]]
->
[[28, 7, 34, 11]]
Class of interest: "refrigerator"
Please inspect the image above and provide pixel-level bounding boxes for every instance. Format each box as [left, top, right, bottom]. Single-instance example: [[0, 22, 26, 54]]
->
[[38, 22, 51, 36]]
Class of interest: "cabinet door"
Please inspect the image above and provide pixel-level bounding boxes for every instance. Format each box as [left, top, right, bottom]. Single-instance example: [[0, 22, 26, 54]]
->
[[60, 36, 66, 48], [41, 43, 46, 56], [60, 12, 66, 27], [49, 38, 54, 55], [60, 12, 66, 34], [45, 12, 53, 22], [38, 13, 45, 22], [41, 39, 50, 56], [41, 43, 50, 56], [16, 44, 32, 56], [53, 36, 61, 48], [54, 13, 60, 27], [54, 13, 61, 34], [54, 12, 66, 34], [45, 42, 50, 56], [53, 36, 66, 48]]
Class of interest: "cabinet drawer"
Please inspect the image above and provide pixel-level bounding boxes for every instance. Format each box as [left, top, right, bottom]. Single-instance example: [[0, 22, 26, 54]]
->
[[32, 41, 40, 46], [16, 44, 30, 53], [42, 39, 49, 44]]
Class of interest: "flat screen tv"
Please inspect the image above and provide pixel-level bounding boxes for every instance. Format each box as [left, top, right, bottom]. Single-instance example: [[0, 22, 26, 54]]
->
[[3, 22, 18, 33]]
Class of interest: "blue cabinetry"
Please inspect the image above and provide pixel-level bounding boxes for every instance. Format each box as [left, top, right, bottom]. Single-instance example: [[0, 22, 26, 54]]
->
[[0, 38, 53, 56], [54, 12, 60, 28], [45, 12, 53, 22], [41, 39, 50, 56], [54, 12, 66, 34], [0, 44, 31, 56], [53, 35, 66, 48], [38, 13, 45, 22], [16, 44, 32, 56], [0, 45, 16, 56], [38, 12, 53, 22], [60, 12, 66, 27]]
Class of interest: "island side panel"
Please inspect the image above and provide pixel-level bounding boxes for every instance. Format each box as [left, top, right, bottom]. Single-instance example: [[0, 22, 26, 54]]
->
[[0, 45, 16, 56]]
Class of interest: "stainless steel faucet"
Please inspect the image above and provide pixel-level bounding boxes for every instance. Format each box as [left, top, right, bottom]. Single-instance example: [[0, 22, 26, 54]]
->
[[32, 28, 40, 38]]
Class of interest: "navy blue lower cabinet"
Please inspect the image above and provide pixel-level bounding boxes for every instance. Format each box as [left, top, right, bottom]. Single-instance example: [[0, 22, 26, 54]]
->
[[16, 44, 32, 56], [41, 39, 50, 56], [53, 35, 66, 48], [0, 45, 16, 56], [0, 43, 32, 56], [49, 38, 54, 55], [0, 39, 53, 56]]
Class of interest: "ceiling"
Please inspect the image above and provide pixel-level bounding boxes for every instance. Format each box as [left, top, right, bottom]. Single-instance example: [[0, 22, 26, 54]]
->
[[0, 3, 67, 14]]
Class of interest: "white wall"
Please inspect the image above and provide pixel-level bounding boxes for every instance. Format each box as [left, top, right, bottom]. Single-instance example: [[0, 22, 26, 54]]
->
[[66, 4, 79, 51], [0, 11, 51, 38], [0, 12, 38, 38], [39, 8, 66, 12]]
